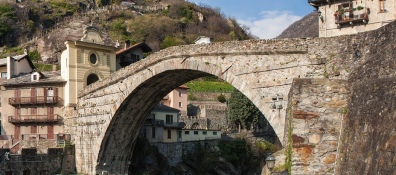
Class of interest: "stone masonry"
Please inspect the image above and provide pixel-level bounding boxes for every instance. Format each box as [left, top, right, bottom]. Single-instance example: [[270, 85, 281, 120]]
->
[[66, 21, 396, 174], [286, 79, 348, 175]]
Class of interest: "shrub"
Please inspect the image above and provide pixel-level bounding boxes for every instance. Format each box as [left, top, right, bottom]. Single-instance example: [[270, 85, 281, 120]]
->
[[217, 94, 226, 103], [188, 93, 197, 100]]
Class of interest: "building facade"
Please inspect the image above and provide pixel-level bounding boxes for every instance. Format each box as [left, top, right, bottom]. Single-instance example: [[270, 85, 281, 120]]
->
[[309, 0, 395, 37], [161, 85, 189, 116], [1, 70, 66, 154], [60, 26, 117, 107], [143, 104, 182, 143]]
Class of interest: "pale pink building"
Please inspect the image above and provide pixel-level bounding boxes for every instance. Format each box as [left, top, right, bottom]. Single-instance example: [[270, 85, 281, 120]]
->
[[161, 85, 189, 116]]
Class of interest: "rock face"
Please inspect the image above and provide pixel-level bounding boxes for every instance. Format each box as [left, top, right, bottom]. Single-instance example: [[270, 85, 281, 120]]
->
[[335, 78, 396, 175], [276, 12, 319, 39]]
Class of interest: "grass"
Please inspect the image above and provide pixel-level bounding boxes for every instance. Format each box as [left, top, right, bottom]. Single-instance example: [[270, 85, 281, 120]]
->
[[186, 80, 233, 92]]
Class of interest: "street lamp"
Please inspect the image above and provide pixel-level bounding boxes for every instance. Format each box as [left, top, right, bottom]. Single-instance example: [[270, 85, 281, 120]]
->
[[265, 154, 276, 171]]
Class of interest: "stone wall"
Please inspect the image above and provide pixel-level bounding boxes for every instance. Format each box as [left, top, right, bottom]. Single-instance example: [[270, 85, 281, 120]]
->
[[151, 140, 218, 166], [286, 79, 349, 175], [335, 78, 396, 175], [0, 147, 76, 174], [185, 101, 228, 131]]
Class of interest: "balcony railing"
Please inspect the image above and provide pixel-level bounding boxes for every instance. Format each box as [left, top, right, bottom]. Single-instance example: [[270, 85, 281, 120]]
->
[[9, 96, 61, 105], [335, 13, 369, 25], [9, 115, 62, 124], [145, 119, 182, 128], [145, 119, 165, 126]]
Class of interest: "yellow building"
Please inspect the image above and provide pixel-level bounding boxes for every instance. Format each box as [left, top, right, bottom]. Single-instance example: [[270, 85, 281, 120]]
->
[[309, 0, 396, 37], [60, 26, 117, 107]]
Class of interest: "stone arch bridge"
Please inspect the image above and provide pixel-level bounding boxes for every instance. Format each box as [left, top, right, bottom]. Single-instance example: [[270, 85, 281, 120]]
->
[[68, 37, 355, 174]]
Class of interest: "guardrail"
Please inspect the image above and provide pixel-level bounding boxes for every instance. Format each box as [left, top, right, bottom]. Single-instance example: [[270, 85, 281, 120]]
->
[[9, 96, 61, 105]]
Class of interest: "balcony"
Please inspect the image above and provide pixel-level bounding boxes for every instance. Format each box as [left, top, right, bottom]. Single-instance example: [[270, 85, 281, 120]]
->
[[335, 13, 369, 25], [145, 119, 183, 128], [145, 119, 165, 126], [9, 96, 61, 105], [9, 115, 62, 124], [308, 0, 329, 6]]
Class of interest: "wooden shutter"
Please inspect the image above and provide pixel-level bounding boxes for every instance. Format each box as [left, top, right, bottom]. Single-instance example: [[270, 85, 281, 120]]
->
[[47, 126, 54, 139], [43, 88, 47, 103], [54, 87, 58, 102], [14, 89, 21, 103], [31, 107, 37, 121], [15, 107, 21, 121], [30, 88, 37, 104], [47, 107, 54, 121], [31, 126, 37, 134], [14, 126, 20, 140]]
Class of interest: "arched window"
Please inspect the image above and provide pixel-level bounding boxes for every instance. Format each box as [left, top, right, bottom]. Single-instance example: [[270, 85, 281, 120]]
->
[[87, 74, 99, 86]]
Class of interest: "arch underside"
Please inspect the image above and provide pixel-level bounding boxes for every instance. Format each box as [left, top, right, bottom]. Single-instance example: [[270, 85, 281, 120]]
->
[[96, 69, 212, 172]]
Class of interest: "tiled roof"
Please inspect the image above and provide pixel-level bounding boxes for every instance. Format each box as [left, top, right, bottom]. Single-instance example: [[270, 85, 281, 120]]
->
[[116, 42, 152, 55], [0, 58, 6, 66], [178, 85, 189, 89], [1, 71, 66, 86]]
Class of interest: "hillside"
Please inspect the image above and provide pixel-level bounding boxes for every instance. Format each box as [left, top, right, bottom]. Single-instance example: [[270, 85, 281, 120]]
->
[[276, 11, 319, 39], [0, 0, 250, 62]]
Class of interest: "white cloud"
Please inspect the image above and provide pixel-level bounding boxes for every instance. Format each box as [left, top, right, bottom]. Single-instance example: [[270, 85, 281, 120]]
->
[[238, 11, 302, 39]]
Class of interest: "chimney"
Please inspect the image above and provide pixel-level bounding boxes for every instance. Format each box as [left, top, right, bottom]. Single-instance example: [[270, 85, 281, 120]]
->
[[124, 40, 130, 49], [24, 49, 28, 55]]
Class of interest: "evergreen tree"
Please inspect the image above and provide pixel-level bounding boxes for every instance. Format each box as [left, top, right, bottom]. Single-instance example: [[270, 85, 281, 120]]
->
[[228, 88, 261, 130]]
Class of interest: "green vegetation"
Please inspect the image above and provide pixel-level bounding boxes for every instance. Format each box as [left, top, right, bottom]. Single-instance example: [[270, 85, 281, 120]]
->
[[227, 88, 261, 130], [185, 79, 233, 92], [216, 94, 226, 103], [255, 140, 277, 153], [217, 138, 258, 167], [286, 102, 293, 175], [160, 36, 186, 49]]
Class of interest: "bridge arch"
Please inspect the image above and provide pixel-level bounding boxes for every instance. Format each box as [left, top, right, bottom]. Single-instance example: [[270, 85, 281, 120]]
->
[[73, 39, 323, 174]]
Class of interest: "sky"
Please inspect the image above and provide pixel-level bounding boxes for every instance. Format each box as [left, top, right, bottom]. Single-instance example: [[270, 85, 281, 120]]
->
[[186, 0, 316, 39]]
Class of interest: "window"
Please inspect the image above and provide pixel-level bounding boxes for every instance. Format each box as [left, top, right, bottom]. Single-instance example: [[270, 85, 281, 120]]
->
[[213, 132, 217, 135], [185, 131, 190, 135], [203, 131, 207, 135], [178, 131, 182, 139], [167, 130, 171, 139], [89, 53, 97, 64], [379, 0, 386, 12], [151, 127, 155, 138], [166, 115, 173, 124], [1, 72, 6, 78], [194, 131, 199, 135], [179, 102, 182, 108], [178, 91, 182, 97], [87, 74, 99, 86]]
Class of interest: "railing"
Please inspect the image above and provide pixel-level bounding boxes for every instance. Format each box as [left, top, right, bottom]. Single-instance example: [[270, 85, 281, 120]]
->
[[164, 122, 182, 128], [335, 13, 368, 25], [9, 115, 62, 124], [3, 154, 48, 163], [145, 119, 182, 128], [21, 134, 56, 140], [9, 96, 62, 105], [145, 119, 165, 126]]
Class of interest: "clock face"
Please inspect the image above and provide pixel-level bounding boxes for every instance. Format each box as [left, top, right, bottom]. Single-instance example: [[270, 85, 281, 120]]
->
[[90, 53, 97, 64]]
